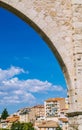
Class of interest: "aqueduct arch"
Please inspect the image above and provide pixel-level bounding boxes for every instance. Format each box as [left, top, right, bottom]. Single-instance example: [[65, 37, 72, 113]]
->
[[0, 0, 82, 129]]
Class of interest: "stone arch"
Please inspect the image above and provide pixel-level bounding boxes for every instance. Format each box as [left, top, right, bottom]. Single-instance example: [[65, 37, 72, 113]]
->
[[0, 1, 72, 91], [0, 1, 65, 67], [1, 1, 82, 129]]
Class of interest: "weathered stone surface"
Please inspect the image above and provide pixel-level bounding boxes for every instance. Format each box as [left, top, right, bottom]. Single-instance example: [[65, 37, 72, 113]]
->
[[0, 0, 82, 129], [72, 0, 82, 4]]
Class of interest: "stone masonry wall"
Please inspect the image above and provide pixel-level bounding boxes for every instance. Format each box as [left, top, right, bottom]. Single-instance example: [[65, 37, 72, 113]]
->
[[69, 0, 82, 112], [0, 0, 82, 119], [0, 0, 74, 92]]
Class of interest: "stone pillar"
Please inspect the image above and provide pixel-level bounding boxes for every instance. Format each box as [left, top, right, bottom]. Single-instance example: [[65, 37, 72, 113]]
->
[[68, 113, 82, 130], [67, 0, 82, 129]]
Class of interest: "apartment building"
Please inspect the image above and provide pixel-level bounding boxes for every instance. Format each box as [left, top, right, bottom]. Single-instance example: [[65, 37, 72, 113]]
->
[[29, 105, 45, 122], [44, 97, 68, 119]]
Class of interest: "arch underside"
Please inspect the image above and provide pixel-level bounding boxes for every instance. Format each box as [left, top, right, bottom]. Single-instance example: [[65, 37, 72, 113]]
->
[[1, 1, 82, 129], [0, 1, 72, 90]]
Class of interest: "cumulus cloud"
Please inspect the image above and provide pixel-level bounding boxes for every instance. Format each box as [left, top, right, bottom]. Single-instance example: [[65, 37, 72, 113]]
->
[[0, 66, 65, 106], [0, 66, 25, 81], [0, 91, 8, 95], [0, 92, 36, 105], [1, 78, 64, 93]]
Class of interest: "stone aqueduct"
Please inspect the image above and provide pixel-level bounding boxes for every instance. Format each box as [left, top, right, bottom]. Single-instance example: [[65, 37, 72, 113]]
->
[[0, 0, 82, 129]]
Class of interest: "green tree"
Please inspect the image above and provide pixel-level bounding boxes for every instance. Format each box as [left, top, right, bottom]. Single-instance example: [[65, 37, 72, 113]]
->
[[22, 123, 28, 130], [56, 126, 62, 130], [0, 128, 9, 130], [11, 122, 21, 130], [1, 108, 9, 119], [11, 122, 35, 130]]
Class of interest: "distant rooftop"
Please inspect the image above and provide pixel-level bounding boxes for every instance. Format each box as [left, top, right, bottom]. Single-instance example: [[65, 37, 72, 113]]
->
[[59, 117, 68, 123], [33, 105, 44, 108], [37, 120, 58, 128], [6, 115, 19, 123], [45, 97, 65, 102]]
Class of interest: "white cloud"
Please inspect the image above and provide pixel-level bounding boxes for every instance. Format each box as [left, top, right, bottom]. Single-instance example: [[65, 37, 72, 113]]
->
[[0, 91, 36, 105], [13, 90, 24, 95], [21, 79, 63, 93], [2, 95, 20, 104], [0, 66, 65, 106], [51, 85, 64, 91], [0, 66, 25, 81], [20, 92, 36, 105], [0, 91, 8, 95], [1, 78, 64, 93]]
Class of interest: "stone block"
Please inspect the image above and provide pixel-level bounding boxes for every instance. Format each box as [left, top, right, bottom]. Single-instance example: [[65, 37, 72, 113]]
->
[[72, 0, 82, 4]]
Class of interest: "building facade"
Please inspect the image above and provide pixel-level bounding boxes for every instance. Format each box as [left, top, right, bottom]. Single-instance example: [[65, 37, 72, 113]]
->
[[44, 98, 68, 119], [36, 120, 58, 130], [29, 105, 45, 122]]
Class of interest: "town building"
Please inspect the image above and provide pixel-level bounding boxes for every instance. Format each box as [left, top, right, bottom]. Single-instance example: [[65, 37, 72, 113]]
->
[[15, 105, 45, 123], [0, 115, 19, 129], [59, 117, 68, 130], [29, 105, 45, 122], [44, 97, 68, 120], [0, 98, 68, 130], [18, 107, 30, 123], [35, 120, 59, 130]]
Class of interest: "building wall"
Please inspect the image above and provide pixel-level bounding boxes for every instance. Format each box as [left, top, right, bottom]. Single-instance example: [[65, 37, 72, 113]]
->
[[44, 98, 67, 118], [19, 114, 29, 123], [29, 105, 45, 122]]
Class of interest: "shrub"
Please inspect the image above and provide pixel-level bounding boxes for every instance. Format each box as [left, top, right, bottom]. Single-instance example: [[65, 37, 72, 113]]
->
[[0, 128, 9, 130]]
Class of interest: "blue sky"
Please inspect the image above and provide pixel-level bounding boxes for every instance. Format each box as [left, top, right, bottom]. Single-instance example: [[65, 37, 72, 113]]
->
[[0, 7, 67, 114]]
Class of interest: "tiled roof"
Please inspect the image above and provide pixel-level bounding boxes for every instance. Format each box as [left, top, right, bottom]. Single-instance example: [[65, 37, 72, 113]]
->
[[33, 105, 44, 108], [59, 117, 68, 122], [45, 97, 64, 102], [37, 120, 58, 128], [6, 115, 19, 123]]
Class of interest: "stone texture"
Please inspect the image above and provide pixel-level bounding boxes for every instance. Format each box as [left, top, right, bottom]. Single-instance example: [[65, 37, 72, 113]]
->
[[0, 0, 82, 129], [72, 0, 82, 4]]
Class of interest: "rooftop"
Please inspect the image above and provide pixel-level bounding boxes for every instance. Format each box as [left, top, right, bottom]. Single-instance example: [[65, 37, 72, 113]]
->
[[45, 97, 65, 102], [37, 120, 58, 128], [59, 117, 68, 123], [6, 115, 19, 123], [33, 105, 44, 108]]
